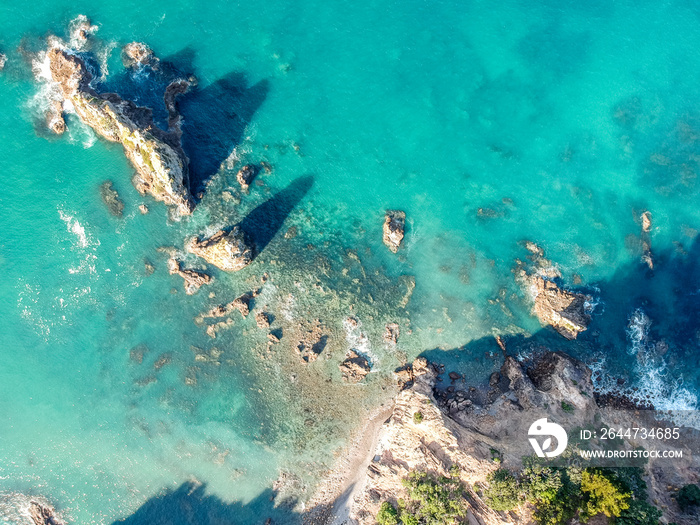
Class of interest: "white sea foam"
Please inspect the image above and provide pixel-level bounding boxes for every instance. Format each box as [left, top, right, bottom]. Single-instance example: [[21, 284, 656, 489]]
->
[[591, 309, 698, 415], [0, 492, 63, 525], [342, 316, 378, 366]]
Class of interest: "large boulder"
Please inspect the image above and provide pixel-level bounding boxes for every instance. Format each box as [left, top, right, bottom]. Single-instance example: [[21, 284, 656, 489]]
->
[[527, 275, 590, 339], [186, 227, 254, 271], [339, 350, 371, 382], [46, 47, 194, 217]]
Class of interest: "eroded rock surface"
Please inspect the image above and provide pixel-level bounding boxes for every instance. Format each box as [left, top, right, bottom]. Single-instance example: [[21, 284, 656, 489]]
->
[[122, 42, 158, 69], [187, 227, 254, 272], [29, 500, 65, 525], [236, 164, 257, 191], [167, 256, 213, 295], [339, 350, 371, 382], [46, 47, 194, 216], [526, 275, 590, 339], [382, 210, 405, 253]]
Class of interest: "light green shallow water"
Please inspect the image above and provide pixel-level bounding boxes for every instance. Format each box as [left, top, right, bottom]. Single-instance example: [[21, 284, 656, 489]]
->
[[2, 0, 700, 523]]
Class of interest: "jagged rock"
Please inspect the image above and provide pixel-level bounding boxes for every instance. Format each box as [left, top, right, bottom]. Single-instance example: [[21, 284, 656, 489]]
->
[[256, 311, 270, 329], [294, 319, 325, 363], [187, 227, 253, 271], [641, 211, 652, 233], [46, 47, 194, 216], [99, 181, 124, 217], [236, 164, 258, 191], [139, 204, 149, 214], [383, 210, 405, 253], [196, 290, 258, 322], [29, 500, 65, 525], [46, 99, 65, 134], [526, 275, 590, 339], [122, 42, 158, 68], [167, 256, 212, 295], [339, 350, 371, 382], [383, 322, 399, 344]]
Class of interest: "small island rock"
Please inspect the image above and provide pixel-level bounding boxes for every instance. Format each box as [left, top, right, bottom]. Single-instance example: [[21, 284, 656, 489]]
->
[[339, 351, 371, 382], [187, 227, 253, 272], [383, 210, 406, 253]]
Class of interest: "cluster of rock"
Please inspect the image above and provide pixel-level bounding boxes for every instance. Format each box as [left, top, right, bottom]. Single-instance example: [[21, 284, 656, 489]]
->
[[382, 210, 405, 253], [166, 255, 213, 295], [46, 47, 195, 217], [236, 164, 258, 191], [345, 348, 697, 525]]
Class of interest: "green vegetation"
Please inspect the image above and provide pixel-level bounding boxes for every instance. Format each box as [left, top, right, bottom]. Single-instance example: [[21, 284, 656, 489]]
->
[[580, 469, 630, 520], [677, 483, 700, 512], [376, 471, 467, 525], [377, 501, 400, 525], [482, 464, 662, 525], [413, 411, 424, 424], [561, 401, 574, 413], [484, 469, 520, 511]]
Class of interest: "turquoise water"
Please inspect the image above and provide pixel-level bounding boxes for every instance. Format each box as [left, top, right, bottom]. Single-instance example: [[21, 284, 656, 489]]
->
[[2, 0, 700, 523]]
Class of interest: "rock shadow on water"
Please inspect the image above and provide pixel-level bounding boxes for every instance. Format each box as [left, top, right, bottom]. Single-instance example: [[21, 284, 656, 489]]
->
[[179, 73, 270, 193], [420, 235, 700, 407], [240, 175, 314, 257], [95, 46, 270, 195], [112, 482, 301, 525]]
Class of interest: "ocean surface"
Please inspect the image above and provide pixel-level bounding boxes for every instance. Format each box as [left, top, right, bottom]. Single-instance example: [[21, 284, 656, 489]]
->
[[1, 0, 700, 523]]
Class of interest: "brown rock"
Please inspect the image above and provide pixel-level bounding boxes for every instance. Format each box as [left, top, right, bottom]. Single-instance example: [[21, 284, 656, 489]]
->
[[167, 256, 213, 295], [236, 164, 258, 191], [187, 227, 253, 272], [139, 204, 149, 214], [339, 350, 371, 382], [383, 323, 399, 344], [527, 276, 590, 339], [29, 500, 65, 525], [383, 210, 406, 253], [256, 311, 270, 329], [122, 42, 158, 68]]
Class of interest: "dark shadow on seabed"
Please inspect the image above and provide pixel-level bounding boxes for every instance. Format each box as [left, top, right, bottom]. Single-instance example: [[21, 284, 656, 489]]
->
[[240, 175, 314, 257], [95, 47, 270, 195], [111, 482, 302, 525], [419, 236, 700, 404]]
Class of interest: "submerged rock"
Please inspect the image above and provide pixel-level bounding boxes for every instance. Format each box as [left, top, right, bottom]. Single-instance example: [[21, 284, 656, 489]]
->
[[641, 211, 653, 270], [236, 164, 258, 191], [526, 275, 590, 339], [99, 181, 124, 217], [383, 210, 406, 253], [383, 322, 399, 344], [46, 47, 194, 216], [187, 227, 254, 271], [256, 311, 271, 329], [339, 350, 371, 382]]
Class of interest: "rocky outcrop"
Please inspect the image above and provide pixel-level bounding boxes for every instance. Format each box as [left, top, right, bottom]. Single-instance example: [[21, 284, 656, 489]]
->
[[46, 47, 194, 216], [382, 323, 399, 345], [186, 227, 254, 272], [121, 42, 157, 69], [382, 210, 405, 253], [195, 290, 258, 323], [167, 256, 213, 295], [99, 181, 124, 217], [29, 500, 65, 525], [236, 164, 258, 191], [339, 351, 371, 382], [525, 275, 590, 339], [641, 211, 653, 270]]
